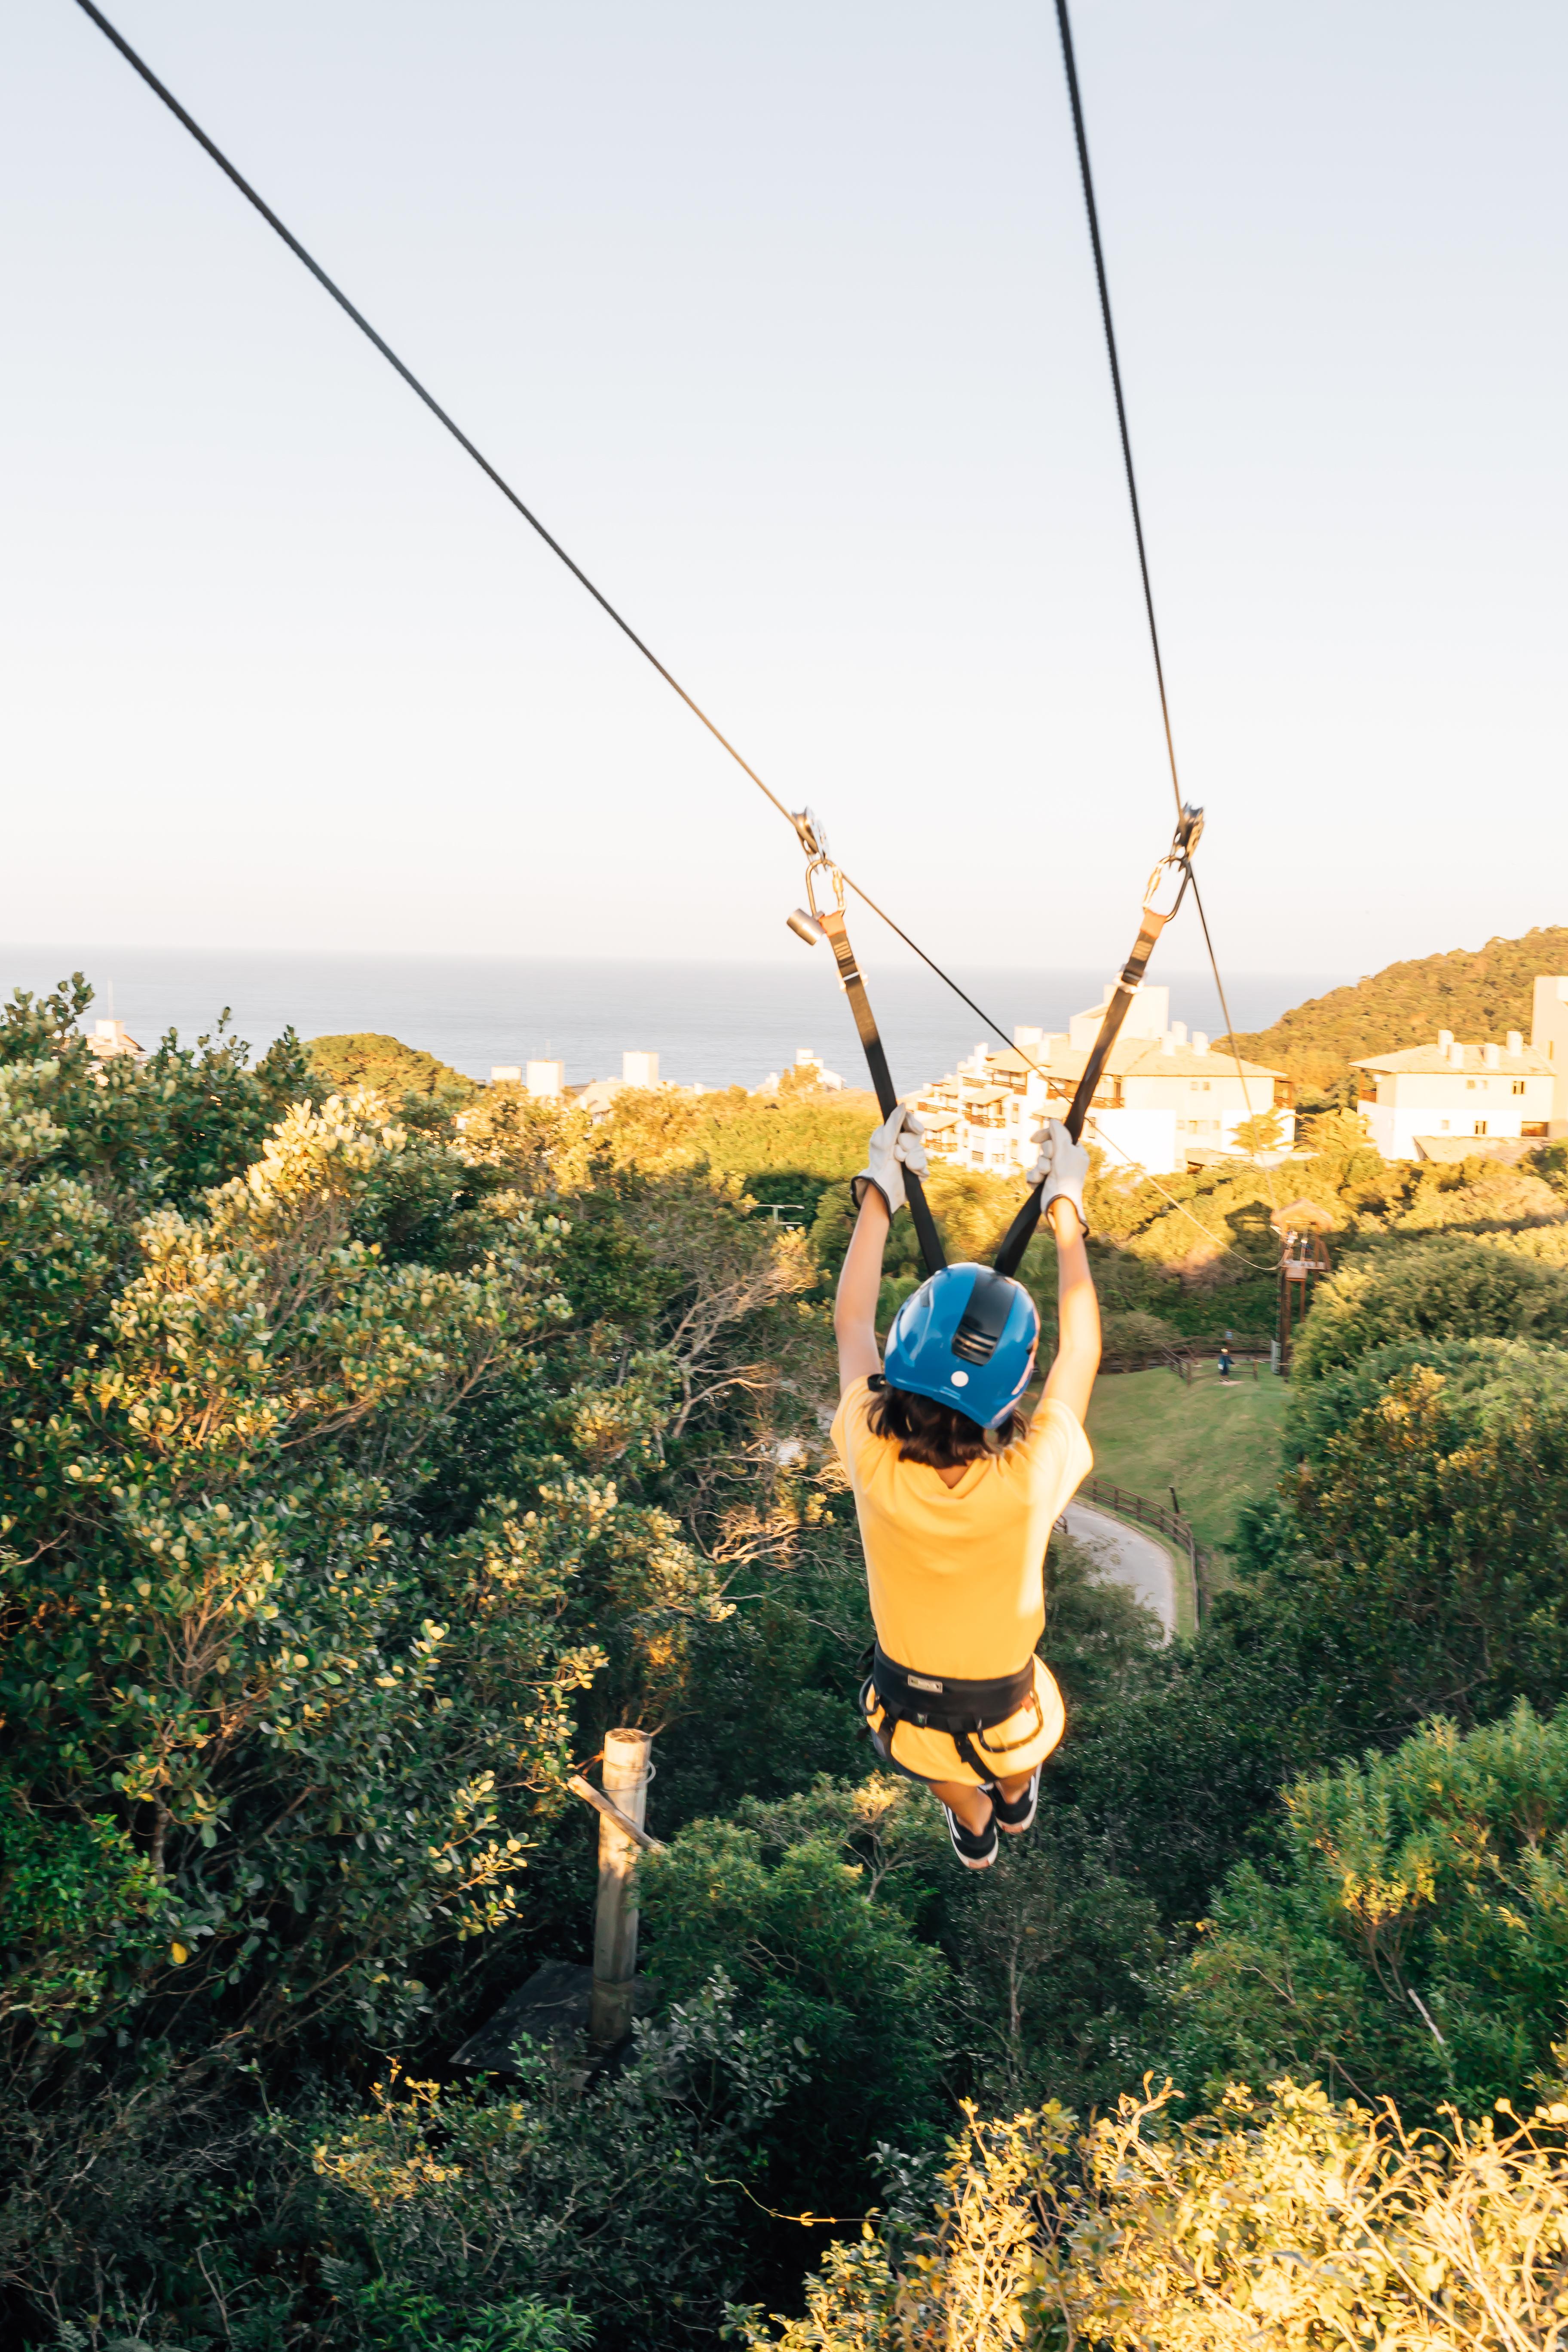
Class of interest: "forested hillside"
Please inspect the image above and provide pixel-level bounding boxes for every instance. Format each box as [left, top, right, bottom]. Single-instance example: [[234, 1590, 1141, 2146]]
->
[[6, 978, 1568, 2349], [1224, 922, 1568, 1099], [306, 1032, 478, 1103]]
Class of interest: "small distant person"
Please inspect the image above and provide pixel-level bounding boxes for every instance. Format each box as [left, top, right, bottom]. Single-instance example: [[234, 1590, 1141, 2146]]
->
[[832, 1108, 1100, 1870], [1217, 1344, 1234, 1381]]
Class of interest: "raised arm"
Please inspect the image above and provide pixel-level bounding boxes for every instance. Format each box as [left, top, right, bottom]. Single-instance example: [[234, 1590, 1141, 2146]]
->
[[1040, 1195, 1101, 1425], [835, 1105, 928, 1394], [835, 1189, 889, 1390], [1028, 1121, 1101, 1428]]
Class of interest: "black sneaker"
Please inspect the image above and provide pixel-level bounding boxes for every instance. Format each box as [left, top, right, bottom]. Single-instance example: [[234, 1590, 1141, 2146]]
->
[[941, 1801, 998, 1870], [989, 1768, 1041, 1835]]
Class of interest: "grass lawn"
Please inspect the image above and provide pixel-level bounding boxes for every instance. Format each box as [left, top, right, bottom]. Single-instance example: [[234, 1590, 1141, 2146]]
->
[[1083, 1363, 1291, 1564]]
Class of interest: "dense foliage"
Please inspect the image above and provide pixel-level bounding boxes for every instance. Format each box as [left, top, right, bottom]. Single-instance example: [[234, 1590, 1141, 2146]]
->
[[1174, 1703, 1568, 2119], [9, 980, 1568, 2349], [306, 1033, 478, 1107], [1225, 921, 1568, 1097], [752, 2083, 1568, 2352]]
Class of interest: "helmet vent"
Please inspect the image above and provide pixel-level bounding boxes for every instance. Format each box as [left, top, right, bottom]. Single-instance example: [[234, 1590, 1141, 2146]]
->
[[952, 1322, 1000, 1366]]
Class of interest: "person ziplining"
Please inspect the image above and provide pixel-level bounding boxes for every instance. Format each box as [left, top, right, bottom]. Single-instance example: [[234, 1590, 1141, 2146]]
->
[[67, 0, 1274, 1868], [789, 810, 1189, 1865], [832, 1110, 1099, 1868]]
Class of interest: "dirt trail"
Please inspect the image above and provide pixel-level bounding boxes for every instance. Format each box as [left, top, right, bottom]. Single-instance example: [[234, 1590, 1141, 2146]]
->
[[1062, 1501, 1176, 1638]]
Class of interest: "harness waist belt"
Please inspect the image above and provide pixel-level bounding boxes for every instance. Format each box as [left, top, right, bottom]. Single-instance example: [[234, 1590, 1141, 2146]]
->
[[871, 1646, 1034, 1733]]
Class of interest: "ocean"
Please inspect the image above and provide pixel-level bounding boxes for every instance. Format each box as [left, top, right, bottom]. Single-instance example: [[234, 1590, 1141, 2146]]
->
[[0, 945, 1343, 1093]]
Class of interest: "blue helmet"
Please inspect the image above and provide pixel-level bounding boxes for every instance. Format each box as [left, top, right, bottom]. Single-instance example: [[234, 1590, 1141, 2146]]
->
[[883, 1263, 1041, 1429]]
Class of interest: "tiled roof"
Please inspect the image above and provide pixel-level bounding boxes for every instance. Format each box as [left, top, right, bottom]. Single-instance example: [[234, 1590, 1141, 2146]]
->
[[986, 1039, 1284, 1082], [1351, 1042, 1553, 1076], [1413, 1134, 1546, 1166]]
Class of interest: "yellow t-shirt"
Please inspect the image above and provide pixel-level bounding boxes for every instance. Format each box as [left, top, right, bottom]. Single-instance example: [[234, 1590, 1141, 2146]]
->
[[831, 1378, 1093, 1679], [830, 1379, 1091, 1788]]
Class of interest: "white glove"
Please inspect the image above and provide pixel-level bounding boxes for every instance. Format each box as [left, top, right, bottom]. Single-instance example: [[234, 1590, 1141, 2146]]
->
[[1026, 1118, 1090, 1236], [851, 1104, 928, 1218]]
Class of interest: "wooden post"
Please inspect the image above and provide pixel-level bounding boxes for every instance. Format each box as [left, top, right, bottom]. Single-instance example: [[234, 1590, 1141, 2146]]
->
[[589, 1727, 652, 2047]]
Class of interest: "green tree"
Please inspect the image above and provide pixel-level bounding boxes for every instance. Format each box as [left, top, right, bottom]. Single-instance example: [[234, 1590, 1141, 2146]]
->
[[637, 1778, 953, 2208], [1170, 1703, 1568, 2119], [304, 1975, 799, 2350], [1285, 1368, 1568, 1733], [1291, 1234, 1568, 1382], [307, 1032, 478, 1106], [1231, 1109, 1282, 1155]]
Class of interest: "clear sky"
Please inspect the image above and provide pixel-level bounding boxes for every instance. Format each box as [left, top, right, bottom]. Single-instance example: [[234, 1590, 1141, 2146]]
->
[[2, 2, 1564, 978]]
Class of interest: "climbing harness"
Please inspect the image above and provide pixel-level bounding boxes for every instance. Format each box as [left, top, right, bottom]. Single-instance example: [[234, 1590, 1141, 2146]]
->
[[860, 1648, 1043, 1784], [992, 802, 1203, 1276], [786, 809, 946, 1277]]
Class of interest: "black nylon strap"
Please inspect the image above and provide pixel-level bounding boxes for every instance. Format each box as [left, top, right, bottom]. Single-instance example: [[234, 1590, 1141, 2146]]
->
[[822, 911, 946, 1275], [991, 899, 1172, 1278]]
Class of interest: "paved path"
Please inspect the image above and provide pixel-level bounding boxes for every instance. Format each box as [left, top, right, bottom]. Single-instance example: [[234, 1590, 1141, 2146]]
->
[[1061, 1502, 1176, 1639]]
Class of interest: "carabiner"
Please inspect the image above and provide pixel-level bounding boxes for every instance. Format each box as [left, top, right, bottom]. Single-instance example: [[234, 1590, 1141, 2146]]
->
[[1142, 802, 1204, 923], [788, 805, 845, 927]]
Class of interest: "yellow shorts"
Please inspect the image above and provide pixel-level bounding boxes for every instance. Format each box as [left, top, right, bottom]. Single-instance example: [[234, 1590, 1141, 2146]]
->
[[863, 1654, 1066, 1790]]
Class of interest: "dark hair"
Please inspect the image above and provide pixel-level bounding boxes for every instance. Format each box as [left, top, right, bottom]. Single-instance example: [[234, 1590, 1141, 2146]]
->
[[865, 1379, 1026, 1468]]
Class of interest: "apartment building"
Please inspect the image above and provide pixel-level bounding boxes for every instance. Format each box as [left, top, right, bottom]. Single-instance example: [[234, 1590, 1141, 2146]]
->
[[1353, 1030, 1554, 1160], [914, 984, 1292, 1179], [1534, 977, 1568, 1133]]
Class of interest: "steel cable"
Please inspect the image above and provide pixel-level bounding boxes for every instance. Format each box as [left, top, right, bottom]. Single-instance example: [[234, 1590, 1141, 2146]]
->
[[1054, 0, 1282, 1218], [69, 0, 799, 833], [1053, 0, 1182, 828]]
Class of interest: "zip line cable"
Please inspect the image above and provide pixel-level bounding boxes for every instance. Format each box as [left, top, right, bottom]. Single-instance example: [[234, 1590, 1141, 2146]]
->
[[1189, 866, 1268, 1154], [1052, 0, 1182, 831], [67, 0, 1070, 1066], [1053, 0, 1278, 1191], [76, 0, 1276, 1268], [835, 880, 1275, 1267], [68, 0, 799, 834], [69, 0, 1032, 1025]]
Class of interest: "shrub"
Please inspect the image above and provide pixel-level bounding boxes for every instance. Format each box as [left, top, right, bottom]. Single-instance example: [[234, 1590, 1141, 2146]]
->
[[1291, 1236, 1568, 1383], [306, 1033, 478, 1106], [747, 2080, 1568, 2352], [637, 1780, 953, 2214], [1285, 1332, 1568, 1462], [1171, 1702, 1568, 2119], [1098, 1308, 1181, 1359], [306, 1975, 797, 2349], [1287, 1369, 1568, 1731]]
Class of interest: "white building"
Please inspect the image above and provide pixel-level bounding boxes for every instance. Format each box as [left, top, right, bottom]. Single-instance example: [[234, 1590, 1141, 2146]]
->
[[914, 984, 1292, 1179], [570, 1050, 664, 1116], [1533, 978, 1568, 1133], [525, 1058, 566, 1099], [88, 1017, 145, 1064], [1353, 1030, 1554, 1160], [756, 1047, 845, 1094]]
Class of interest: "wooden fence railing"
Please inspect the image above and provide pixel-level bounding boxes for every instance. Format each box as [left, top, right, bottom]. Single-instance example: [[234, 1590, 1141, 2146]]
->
[[1100, 1332, 1275, 1381], [1077, 1475, 1213, 1626]]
